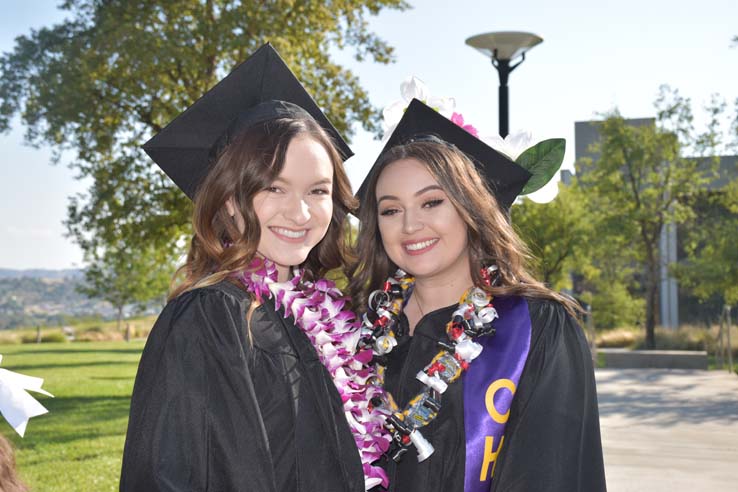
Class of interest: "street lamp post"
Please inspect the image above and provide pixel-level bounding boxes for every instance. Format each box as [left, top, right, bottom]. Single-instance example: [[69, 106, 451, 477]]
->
[[465, 31, 543, 138]]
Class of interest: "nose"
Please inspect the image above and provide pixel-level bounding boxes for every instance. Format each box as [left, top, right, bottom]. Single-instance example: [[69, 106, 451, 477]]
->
[[284, 193, 311, 225], [402, 208, 423, 234]]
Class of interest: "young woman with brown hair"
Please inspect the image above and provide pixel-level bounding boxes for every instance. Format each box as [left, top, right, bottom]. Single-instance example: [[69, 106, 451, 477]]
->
[[350, 99, 606, 492], [121, 45, 388, 492]]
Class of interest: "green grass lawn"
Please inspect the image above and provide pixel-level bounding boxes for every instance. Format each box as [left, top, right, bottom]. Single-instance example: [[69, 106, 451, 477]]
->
[[0, 341, 145, 491]]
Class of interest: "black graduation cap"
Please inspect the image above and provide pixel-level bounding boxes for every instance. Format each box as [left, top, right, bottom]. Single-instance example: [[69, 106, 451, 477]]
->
[[356, 98, 531, 211], [143, 43, 353, 199]]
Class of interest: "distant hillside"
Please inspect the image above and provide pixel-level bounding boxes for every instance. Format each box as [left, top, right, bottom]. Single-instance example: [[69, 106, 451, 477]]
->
[[0, 268, 84, 279], [0, 270, 114, 329]]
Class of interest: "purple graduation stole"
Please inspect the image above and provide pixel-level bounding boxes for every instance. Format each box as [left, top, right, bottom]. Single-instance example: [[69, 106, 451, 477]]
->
[[463, 296, 531, 492]]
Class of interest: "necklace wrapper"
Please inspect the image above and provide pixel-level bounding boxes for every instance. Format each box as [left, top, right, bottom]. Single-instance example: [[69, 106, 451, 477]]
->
[[237, 259, 392, 490], [360, 266, 499, 463]]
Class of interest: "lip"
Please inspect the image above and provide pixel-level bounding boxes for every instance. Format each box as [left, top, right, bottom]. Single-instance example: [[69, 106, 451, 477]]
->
[[402, 237, 439, 256], [269, 226, 309, 243]]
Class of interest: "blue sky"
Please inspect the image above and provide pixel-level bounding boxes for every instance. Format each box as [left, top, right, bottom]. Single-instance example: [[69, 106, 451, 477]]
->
[[2, 0, 737, 269]]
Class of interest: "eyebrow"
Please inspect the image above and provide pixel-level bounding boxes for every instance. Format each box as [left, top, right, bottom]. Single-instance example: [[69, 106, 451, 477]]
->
[[273, 177, 333, 186], [377, 184, 444, 204]]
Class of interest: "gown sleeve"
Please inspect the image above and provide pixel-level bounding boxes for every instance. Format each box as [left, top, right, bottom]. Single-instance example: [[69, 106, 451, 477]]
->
[[490, 299, 607, 492], [120, 287, 277, 492]]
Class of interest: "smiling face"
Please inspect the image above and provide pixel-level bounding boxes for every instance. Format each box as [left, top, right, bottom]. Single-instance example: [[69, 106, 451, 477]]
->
[[228, 135, 334, 280], [375, 157, 470, 282]]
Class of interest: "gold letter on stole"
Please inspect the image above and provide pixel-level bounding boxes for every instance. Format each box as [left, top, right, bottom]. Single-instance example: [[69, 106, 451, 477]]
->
[[479, 435, 505, 481], [484, 378, 516, 423]]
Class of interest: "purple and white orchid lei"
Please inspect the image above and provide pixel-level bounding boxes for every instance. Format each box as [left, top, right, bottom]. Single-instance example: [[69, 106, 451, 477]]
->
[[238, 258, 392, 490]]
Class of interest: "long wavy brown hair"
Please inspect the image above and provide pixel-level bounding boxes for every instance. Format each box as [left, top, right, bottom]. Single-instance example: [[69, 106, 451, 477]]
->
[[170, 116, 357, 300], [348, 139, 580, 317]]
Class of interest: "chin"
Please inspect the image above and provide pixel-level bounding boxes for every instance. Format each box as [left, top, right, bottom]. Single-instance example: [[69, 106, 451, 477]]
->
[[396, 257, 440, 279], [267, 248, 312, 270]]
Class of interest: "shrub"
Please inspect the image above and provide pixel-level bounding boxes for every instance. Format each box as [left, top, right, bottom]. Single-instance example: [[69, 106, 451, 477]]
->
[[21, 332, 69, 344], [76, 328, 123, 342], [82, 326, 104, 334], [596, 328, 638, 348], [590, 283, 645, 330], [598, 324, 738, 356], [0, 331, 20, 344]]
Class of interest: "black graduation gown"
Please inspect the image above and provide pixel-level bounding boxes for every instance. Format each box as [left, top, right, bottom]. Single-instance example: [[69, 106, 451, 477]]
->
[[120, 280, 364, 492], [379, 297, 606, 492]]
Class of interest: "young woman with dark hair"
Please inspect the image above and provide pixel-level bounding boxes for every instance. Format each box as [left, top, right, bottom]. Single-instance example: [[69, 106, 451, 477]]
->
[[350, 99, 606, 492], [121, 45, 387, 492], [169, 115, 354, 296]]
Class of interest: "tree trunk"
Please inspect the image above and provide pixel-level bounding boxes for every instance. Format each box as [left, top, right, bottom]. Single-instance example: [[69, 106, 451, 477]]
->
[[116, 305, 123, 333], [643, 258, 657, 349], [645, 280, 657, 349], [36, 325, 42, 344], [125, 323, 131, 343], [642, 240, 659, 350]]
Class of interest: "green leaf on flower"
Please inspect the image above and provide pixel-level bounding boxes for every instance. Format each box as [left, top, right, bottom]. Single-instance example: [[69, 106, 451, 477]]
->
[[516, 138, 566, 195]]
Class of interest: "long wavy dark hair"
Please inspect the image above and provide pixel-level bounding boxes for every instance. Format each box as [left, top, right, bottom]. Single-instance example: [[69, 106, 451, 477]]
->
[[348, 139, 580, 316], [170, 116, 357, 300]]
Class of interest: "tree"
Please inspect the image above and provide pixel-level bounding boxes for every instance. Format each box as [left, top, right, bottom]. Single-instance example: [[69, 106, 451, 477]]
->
[[512, 181, 593, 290], [513, 178, 644, 329], [77, 240, 174, 332], [672, 34, 738, 306], [579, 87, 715, 348], [0, 0, 408, 299], [574, 203, 645, 330], [674, 181, 738, 307], [665, 82, 738, 319], [677, 34, 738, 305]]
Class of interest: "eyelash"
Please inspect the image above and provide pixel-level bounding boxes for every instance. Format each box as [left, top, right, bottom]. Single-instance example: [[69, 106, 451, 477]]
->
[[379, 198, 444, 216], [423, 198, 444, 208], [379, 208, 399, 217]]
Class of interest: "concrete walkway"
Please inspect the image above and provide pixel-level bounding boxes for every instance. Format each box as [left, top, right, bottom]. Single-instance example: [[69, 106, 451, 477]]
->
[[596, 369, 738, 491]]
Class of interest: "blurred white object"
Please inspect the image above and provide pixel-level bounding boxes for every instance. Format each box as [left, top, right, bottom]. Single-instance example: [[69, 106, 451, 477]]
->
[[483, 130, 533, 160], [0, 354, 54, 437], [382, 76, 456, 141], [524, 178, 560, 204]]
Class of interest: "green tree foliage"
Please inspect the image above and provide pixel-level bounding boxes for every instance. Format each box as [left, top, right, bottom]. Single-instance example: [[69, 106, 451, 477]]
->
[[587, 282, 645, 331], [669, 87, 738, 311], [77, 241, 173, 331], [513, 179, 644, 329], [576, 209, 645, 330], [676, 35, 738, 306], [512, 182, 592, 290], [674, 182, 738, 306], [0, 0, 407, 304], [580, 86, 714, 348]]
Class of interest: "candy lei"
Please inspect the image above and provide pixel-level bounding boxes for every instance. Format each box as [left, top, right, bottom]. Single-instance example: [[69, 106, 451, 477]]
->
[[359, 266, 499, 463], [237, 258, 392, 490]]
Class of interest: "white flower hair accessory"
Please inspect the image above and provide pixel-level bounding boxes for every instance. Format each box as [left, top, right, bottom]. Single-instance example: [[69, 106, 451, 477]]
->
[[484, 131, 534, 161], [381, 78, 566, 201], [382, 76, 457, 140]]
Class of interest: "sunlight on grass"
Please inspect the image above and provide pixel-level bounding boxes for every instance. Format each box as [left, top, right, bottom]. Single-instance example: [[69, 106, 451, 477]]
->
[[0, 341, 144, 491]]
